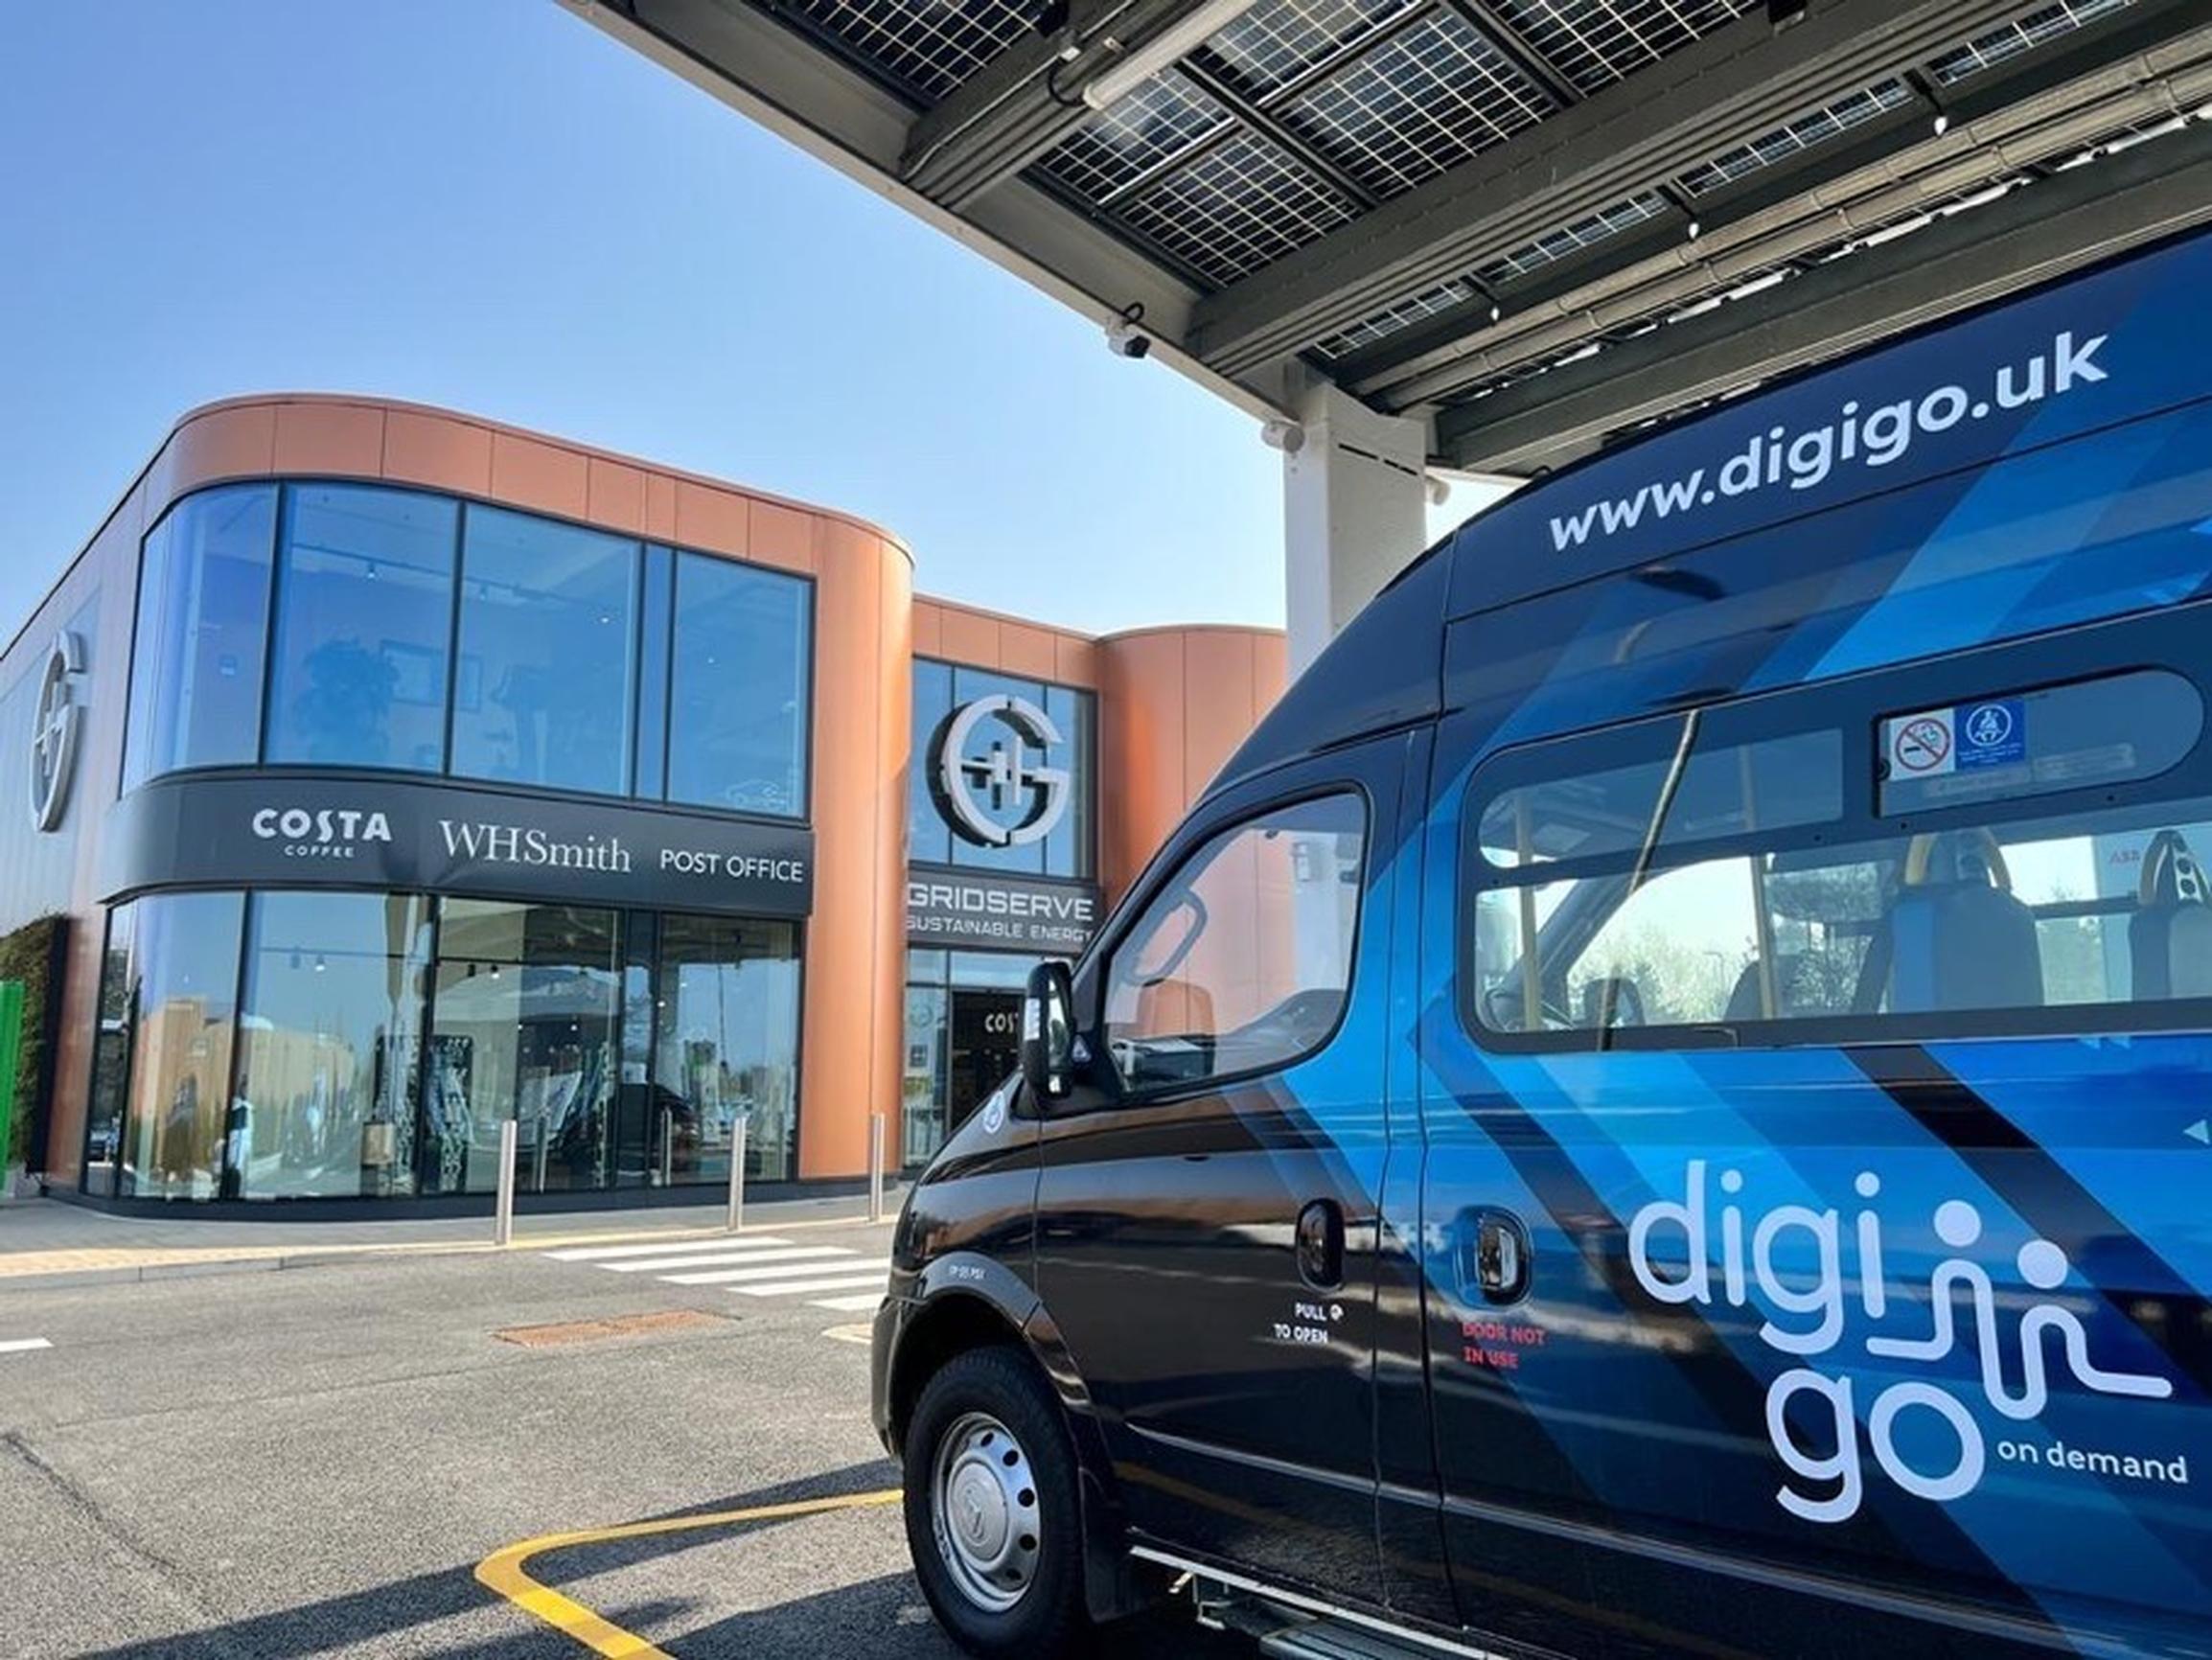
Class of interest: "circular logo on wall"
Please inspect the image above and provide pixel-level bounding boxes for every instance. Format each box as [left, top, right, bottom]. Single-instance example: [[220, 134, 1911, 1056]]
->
[[932, 694, 1071, 849], [28, 631, 85, 834]]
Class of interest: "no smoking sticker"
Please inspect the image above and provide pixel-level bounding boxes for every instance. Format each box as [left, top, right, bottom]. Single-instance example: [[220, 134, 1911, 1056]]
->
[[1887, 709, 1955, 775]]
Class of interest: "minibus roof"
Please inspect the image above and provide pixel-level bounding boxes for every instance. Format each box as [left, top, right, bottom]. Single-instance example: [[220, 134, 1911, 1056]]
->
[[1212, 225, 2209, 799]]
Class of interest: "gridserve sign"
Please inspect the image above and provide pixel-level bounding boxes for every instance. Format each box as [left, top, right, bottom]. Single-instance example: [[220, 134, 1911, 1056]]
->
[[909, 690, 1100, 953]]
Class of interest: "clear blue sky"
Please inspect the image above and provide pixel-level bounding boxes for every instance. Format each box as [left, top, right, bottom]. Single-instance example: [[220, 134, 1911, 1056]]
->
[[0, 0, 1308, 638]]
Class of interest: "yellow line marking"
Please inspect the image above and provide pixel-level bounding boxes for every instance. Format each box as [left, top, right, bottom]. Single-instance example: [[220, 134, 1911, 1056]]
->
[[474, 1488, 904, 1658]]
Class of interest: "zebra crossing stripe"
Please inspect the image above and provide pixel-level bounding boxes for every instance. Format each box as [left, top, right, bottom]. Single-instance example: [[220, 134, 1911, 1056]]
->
[[544, 1236, 794, 1262], [811, 1293, 885, 1313], [599, 1247, 847, 1275], [0, 1339, 52, 1356], [731, 1273, 887, 1299], [595, 1246, 848, 1275], [660, 1256, 864, 1286]]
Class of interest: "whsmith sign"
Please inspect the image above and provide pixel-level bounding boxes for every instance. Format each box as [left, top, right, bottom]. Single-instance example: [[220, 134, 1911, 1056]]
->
[[907, 870, 1099, 954], [101, 773, 814, 918]]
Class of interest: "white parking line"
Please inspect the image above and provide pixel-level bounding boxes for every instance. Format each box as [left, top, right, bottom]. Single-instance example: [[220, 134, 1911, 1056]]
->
[[544, 1236, 794, 1262], [0, 1339, 53, 1355], [731, 1273, 887, 1299]]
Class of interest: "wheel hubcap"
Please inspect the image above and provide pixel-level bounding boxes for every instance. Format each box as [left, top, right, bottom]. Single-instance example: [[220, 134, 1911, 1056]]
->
[[930, 1411, 1041, 1613]]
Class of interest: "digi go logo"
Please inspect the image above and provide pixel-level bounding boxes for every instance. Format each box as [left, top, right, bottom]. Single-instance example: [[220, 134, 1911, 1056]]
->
[[252, 805, 394, 860], [1629, 1163, 2173, 1523], [932, 695, 1071, 849]]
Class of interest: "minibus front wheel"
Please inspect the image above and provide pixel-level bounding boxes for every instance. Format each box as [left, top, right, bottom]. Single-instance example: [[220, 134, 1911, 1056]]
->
[[904, 1346, 1090, 1657]]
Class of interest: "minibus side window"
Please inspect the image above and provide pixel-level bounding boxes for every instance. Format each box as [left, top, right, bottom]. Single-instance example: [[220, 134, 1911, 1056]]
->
[[1102, 794, 1367, 1095], [1472, 797, 2212, 1047]]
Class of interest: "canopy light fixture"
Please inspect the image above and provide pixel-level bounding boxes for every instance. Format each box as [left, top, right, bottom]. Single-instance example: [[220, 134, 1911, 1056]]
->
[[1080, 0, 1262, 109]]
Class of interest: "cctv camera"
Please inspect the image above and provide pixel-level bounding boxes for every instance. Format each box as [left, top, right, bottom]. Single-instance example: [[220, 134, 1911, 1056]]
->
[[1106, 318, 1151, 359]]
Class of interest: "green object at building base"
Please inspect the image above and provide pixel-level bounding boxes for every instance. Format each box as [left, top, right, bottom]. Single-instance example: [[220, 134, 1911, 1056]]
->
[[0, 980, 24, 1177]]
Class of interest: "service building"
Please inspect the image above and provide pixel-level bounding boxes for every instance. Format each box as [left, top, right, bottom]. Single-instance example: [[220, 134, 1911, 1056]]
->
[[4, 396, 1281, 1213]]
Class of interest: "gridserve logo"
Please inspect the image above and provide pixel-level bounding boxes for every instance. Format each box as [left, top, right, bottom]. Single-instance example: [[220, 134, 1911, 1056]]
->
[[932, 694, 1071, 849]]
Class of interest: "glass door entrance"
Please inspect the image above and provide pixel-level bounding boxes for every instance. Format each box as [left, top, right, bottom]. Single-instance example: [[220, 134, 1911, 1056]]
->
[[903, 949, 1039, 1167], [948, 990, 1023, 1137]]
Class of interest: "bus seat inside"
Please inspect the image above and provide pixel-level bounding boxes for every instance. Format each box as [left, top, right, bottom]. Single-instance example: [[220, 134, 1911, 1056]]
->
[[1883, 831, 2043, 1013], [2130, 829, 2212, 1000]]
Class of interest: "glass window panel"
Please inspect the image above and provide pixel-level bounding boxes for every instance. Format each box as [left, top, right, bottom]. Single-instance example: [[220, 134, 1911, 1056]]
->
[[233, 892, 432, 1200], [1044, 683, 1095, 879], [451, 507, 638, 795], [119, 892, 245, 1201], [611, 911, 658, 1187], [82, 905, 137, 1196], [124, 485, 277, 787], [1481, 729, 1843, 868], [907, 948, 950, 984], [902, 982, 950, 1166], [652, 913, 802, 1185], [265, 485, 458, 772], [666, 555, 810, 818], [1103, 795, 1368, 1093], [426, 900, 618, 1194], [910, 658, 955, 866], [634, 546, 673, 800], [948, 950, 1040, 989]]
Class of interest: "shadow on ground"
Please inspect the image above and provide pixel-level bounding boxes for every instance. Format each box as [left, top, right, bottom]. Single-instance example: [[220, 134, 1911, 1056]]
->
[[81, 1460, 1244, 1659]]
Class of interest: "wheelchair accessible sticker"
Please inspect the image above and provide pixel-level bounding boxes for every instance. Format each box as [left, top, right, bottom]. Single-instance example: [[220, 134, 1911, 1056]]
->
[[1884, 699, 2028, 778]]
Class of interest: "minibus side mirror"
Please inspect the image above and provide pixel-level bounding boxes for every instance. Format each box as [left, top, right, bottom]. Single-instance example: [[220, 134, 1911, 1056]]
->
[[1020, 959, 1077, 1106]]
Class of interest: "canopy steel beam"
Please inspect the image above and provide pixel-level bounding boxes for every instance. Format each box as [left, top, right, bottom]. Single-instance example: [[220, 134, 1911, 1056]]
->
[[1349, 4, 2212, 410], [1187, 0, 2034, 379], [1434, 119, 2212, 473], [900, 0, 1253, 209]]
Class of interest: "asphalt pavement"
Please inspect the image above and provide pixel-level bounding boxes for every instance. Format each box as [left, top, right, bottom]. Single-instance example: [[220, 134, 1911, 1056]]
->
[[0, 1219, 1247, 1658]]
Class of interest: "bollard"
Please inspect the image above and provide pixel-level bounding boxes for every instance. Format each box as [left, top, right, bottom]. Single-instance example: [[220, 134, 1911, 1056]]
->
[[658, 1107, 674, 1187], [726, 1113, 749, 1234], [867, 1112, 886, 1223], [494, 1118, 519, 1247]]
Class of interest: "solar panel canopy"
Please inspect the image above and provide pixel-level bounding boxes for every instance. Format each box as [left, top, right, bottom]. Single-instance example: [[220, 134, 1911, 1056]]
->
[[573, 0, 2212, 474]]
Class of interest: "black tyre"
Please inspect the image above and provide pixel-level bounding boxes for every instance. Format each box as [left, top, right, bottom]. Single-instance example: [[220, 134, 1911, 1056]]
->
[[903, 1346, 1092, 1659]]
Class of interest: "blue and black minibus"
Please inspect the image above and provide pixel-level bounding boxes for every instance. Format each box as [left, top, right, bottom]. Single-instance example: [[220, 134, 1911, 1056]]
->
[[874, 222, 2212, 1660]]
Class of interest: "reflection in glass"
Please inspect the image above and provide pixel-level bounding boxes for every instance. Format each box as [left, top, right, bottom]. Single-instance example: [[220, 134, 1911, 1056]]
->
[[667, 555, 810, 817], [82, 908, 139, 1197], [653, 913, 800, 1183], [234, 893, 432, 1199], [910, 659, 954, 866], [118, 893, 246, 1200], [265, 486, 458, 771], [426, 900, 619, 1194], [902, 983, 948, 1166], [452, 507, 638, 795], [124, 485, 277, 787]]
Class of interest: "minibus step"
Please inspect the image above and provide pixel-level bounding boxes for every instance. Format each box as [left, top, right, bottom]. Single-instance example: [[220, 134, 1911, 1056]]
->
[[1256, 1619, 1433, 1659]]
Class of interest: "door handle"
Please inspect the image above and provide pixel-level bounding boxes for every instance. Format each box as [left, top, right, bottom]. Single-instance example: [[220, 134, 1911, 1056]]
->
[[1296, 1199, 1345, 1290], [1458, 1208, 1532, 1305]]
